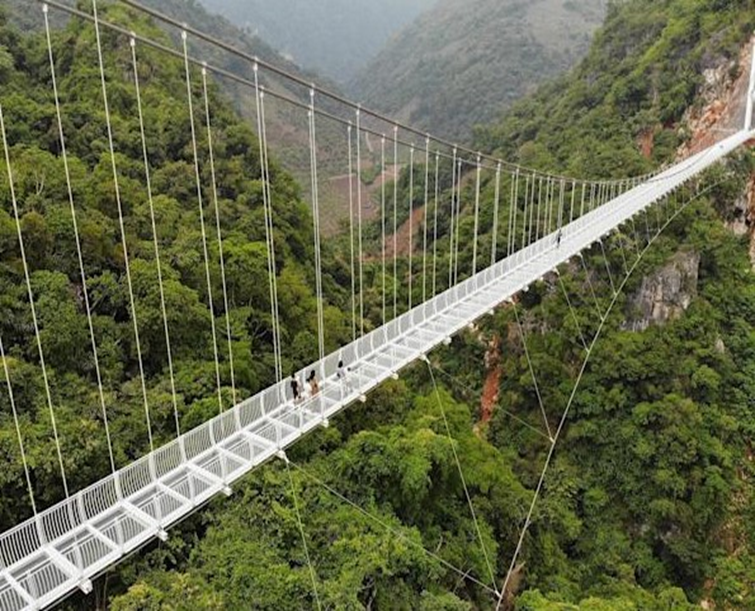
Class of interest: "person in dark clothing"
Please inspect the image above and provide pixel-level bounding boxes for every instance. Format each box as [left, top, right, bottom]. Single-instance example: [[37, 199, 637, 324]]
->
[[291, 373, 300, 403]]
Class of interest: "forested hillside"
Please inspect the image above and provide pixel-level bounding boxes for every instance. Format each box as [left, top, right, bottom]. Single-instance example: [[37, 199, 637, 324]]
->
[[1, 0, 755, 610], [103, 0, 755, 609], [351, 0, 607, 142], [197, 0, 437, 84], [0, 2, 351, 528]]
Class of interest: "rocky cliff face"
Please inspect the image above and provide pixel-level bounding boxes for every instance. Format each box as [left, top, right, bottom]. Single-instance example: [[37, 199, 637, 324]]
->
[[678, 36, 755, 266], [624, 250, 700, 331]]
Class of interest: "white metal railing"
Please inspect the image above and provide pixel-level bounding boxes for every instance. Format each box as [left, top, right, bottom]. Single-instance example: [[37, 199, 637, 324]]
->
[[0, 129, 751, 611]]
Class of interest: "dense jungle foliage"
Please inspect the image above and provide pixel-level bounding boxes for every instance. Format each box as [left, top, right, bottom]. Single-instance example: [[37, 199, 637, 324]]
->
[[0, 2, 353, 526], [0, 0, 754, 610]]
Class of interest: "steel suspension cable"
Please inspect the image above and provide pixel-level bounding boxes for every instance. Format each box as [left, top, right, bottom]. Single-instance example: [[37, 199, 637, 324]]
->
[[393, 126, 399, 317], [579, 254, 604, 321], [448, 148, 458, 289], [432, 152, 440, 298], [453, 158, 463, 284], [491, 163, 501, 265], [430, 362, 553, 442], [94, 0, 155, 455], [181, 30, 224, 411], [556, 272, 589, 352], [284, 460, 322, 610], [569, 180, 576, 224], [408, 145, 415, 310], [510, 302, 554, 442], [510, 170, 520, 256], [424, 359, 499, 595], [528, 174, 537, 245], [308, 90, 325, 360], [521, 174, 530, 248], [290, 460, 498, 596], [252, 67, 282, 380], [381, 135, 387, 325], [422, 138, 430, 304], [117, 0, 660, 186], [495, 187, 709, 610], [130, 36, 182, 440], [598, 240, 617, 296], [356, 107, 364, 337], [347, 123, 357, 341], [1, 104, 69, 496], [202, 65, 238, 403], [472, 155, 482, 274], [0, 333, 37, 516], [258, 85, 283, 381], [45, 5, 115, 473]]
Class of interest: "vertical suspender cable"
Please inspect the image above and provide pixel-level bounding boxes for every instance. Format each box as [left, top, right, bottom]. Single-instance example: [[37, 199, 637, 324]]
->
[[381, 135, 387, 325], [1, 104, 69, 497], [0, 334, 37, 516], [453, 158, 463, 284], [259, 86, 283, 380], [528, 174, 536, 245], [94, 0, 154, 450], [536, 177, 544, 242], [46, 6, 115, 474], [182, 30, 224, 410], [432, 152, 440, 298], [422, 137, 430, 304], [355, 107, 364, 336], [580, 182, 586, 218], [521, 174, 530, 248], [569, 180, 576, 223], [308, 89, 325, 360], [347, 123, 356, 341], [407, 145, 415, 310], [510, 170, 520, 256], [253, 64, 282, 381], [472, 154, 481, 274], [202, 65, 237, 404], [393, 125, 399, 318], [491, 163, 501, 266], [448, 148, 458, 288], [130, 37, 181, 439]]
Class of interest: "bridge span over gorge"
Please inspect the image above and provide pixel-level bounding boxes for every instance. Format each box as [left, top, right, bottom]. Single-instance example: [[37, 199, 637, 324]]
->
[[1, 1, 755, 609]]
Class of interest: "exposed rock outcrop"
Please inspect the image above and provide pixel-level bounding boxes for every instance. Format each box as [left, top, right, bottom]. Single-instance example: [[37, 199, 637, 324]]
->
[[624, 250, 700, 331], [677, 37, 754, 157]]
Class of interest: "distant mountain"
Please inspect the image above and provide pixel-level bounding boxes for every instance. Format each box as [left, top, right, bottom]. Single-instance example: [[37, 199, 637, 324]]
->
[[198, 0, 437, 84], [350, 0, 608, 142]]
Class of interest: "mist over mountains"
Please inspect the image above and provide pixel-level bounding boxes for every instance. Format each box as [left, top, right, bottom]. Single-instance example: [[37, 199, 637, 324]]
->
[[198, 0, 437, 84]]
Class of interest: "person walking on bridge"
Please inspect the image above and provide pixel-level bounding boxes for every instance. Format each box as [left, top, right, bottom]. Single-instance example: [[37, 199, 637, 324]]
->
[[291, 373, 301, 403]]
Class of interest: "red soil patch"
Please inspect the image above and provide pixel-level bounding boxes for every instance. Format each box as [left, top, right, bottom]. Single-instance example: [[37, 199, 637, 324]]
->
[[480, 335, 502, 425]]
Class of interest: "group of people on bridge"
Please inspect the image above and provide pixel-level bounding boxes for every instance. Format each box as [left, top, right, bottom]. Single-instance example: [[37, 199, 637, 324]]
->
[[290, 359, 350, 403]]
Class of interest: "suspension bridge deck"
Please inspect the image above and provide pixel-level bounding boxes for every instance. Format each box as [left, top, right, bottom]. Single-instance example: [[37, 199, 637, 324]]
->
[[0, 129, 750, 611]]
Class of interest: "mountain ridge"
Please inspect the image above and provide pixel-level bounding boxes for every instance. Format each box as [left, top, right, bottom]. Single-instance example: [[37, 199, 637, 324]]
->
[[351, 0, 608, 142]]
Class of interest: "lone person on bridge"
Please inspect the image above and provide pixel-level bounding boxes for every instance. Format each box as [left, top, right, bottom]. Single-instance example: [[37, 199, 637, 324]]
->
[[556, 227, 563, 248], [336, 359, 350, 397]]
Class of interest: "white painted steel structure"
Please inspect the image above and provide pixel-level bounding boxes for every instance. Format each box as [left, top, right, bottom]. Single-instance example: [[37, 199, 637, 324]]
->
[[0, 128, 751, 611]]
